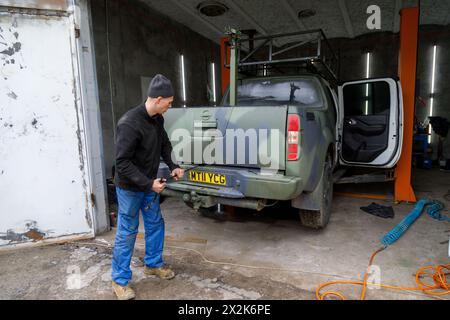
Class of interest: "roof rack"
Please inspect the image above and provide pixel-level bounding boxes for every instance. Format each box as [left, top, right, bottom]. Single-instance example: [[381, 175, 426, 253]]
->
[[223, 28, 339, 84]]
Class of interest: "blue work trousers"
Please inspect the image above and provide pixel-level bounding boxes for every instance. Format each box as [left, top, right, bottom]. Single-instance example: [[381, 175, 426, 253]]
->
[[111, 187, 165, 286]]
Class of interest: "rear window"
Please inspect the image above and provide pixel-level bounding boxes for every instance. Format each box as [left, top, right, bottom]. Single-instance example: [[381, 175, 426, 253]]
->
[[223, 78, 322, 106]]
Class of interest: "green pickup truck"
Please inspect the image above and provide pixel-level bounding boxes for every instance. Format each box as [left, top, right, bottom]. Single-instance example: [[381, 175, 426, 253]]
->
[[158, 31, 403, 229]]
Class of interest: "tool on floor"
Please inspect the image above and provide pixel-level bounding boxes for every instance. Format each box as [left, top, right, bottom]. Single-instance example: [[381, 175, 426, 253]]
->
[[360, 203, 395, 219], [317, 199, 450, 300]]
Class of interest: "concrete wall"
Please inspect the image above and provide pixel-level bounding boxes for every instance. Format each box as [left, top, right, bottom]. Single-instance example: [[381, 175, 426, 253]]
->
[[416, 25, 450, 138], [330, 32, 399, 82], [90, 0, 221, 177]]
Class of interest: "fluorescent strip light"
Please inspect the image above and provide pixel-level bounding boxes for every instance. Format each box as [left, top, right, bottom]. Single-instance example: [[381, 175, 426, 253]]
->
[[428, 97, 434, 144], [365, 52, 371, 115], [428, 45, 437, 143], [212, 62, 216, 104], [429, 98, 434, 120], [366, 52, 371, 78], [181, 54, 186, 107], [431, 45, 437, 96]]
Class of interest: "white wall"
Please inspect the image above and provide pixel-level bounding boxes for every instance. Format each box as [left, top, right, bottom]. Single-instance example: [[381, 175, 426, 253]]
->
[[0, 1, 107, 248]]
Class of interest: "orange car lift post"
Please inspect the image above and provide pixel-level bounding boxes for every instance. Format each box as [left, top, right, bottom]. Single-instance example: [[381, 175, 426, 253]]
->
[[220, 11, 419, 203], [394, 7, 418, 203], [338, 8, 419, 202]]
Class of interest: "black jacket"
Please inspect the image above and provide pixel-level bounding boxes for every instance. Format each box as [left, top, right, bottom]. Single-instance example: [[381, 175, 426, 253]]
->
[[114, 104, 179, 193]]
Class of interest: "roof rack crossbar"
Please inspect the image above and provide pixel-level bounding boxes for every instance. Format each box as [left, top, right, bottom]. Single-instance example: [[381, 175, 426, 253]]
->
[[224, 29, 339, 83]]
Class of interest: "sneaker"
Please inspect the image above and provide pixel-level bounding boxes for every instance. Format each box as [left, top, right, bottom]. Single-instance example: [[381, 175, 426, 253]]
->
[[112, 281, 136, 300], [144, 265, 175, 280]]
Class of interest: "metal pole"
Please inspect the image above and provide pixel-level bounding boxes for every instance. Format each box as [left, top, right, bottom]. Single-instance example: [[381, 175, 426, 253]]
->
[[226, 27, 241, 106]]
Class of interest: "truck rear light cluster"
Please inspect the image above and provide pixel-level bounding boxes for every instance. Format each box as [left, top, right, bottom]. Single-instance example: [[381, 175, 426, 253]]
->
[[287, 114, 300, 161]]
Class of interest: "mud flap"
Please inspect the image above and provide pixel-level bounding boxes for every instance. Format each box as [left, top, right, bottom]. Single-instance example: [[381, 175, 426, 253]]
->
[[290, 173, 324, 211]]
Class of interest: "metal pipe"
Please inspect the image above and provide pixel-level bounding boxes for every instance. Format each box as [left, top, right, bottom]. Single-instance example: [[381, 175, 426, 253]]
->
[[161, 189, 267, 211], [269, 40, 273, 62], [231, 56, 318, 67], [272, 40, 310, 57], [216, 197, 266, 211], [239, 29, 323, 42], [241, 39, 270, 63]]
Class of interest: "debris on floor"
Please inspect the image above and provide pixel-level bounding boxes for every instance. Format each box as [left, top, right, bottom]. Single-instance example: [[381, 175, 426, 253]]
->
[[360, 202, 395, 219]]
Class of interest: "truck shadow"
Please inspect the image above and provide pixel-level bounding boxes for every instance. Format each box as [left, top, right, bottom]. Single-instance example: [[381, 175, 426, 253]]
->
[[198, 201, 300, 224]]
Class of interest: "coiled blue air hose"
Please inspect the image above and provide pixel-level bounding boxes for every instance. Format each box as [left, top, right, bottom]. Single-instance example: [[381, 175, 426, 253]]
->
[[381, 199, 450, 247]]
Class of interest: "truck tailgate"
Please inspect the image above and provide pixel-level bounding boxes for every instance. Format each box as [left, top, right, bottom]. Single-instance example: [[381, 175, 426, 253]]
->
[[164, 106, 287, 170]]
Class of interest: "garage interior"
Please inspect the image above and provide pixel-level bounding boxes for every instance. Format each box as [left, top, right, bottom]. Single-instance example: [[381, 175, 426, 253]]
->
[[1, 0, 450, 300]]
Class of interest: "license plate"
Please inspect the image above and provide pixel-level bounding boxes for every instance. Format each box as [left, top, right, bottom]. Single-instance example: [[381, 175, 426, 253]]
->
[[189, 171, 226, 186]]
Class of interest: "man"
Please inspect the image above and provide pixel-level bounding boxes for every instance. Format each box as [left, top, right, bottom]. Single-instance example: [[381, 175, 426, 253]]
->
[[111, 74, 184, 300]]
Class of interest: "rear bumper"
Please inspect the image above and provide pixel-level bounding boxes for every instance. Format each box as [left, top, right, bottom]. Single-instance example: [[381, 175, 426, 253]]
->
[[158, 164, 303, 201]]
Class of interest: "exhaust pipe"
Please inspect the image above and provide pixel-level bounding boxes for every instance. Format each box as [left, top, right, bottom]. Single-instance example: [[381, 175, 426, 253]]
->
[[214, 197, 266, 211], [161, 189, 267, 211]]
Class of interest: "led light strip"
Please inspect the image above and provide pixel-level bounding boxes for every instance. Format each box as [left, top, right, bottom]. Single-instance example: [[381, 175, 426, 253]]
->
[[428, 45, 437, 143], [365, 52, 371, 115], [211, 62, 216, 104], [181, 54, 187, 107]]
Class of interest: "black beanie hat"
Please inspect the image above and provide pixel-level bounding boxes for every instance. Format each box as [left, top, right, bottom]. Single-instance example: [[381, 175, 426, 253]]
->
[[147, 74, 174, 98]]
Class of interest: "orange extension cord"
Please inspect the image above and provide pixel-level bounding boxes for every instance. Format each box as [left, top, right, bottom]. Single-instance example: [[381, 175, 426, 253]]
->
[[316, 247, 450, 300]]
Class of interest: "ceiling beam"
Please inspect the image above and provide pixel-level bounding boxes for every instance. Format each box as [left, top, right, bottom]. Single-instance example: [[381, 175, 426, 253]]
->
[[393, 0, 402, 33], [338, 0, 355, 38], [168, 0, 224, 43]]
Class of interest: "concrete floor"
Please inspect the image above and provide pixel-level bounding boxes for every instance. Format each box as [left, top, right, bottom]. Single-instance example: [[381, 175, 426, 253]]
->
[[0, 168, 449, 300]]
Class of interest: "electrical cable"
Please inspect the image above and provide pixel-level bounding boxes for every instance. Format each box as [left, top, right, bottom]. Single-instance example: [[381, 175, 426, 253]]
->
[[68, 239, 446, 300], [316, 248, 449, 300], [105, 0, 117, 143], [316, 199, 450, 300], [68, 200, 450, 300]]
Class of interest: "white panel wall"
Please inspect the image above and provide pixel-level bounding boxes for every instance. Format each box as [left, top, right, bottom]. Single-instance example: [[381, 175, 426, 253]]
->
[[0, 8, 95, 247]]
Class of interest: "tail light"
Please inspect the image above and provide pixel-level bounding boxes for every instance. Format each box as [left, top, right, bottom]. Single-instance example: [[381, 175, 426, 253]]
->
[[287, 114, 300, 161]]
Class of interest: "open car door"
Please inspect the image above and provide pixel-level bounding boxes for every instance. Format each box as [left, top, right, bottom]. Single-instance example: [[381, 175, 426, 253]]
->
[[338, 77, 403, 168]]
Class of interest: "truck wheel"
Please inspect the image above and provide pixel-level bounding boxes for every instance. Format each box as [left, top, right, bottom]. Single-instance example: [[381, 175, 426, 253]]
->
[[299, 155, 333, 229]]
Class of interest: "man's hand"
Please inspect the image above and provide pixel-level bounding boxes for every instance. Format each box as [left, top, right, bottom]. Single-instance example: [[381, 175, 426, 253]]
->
[[171, 168, 184, 181], [152, 179, 166, 193]]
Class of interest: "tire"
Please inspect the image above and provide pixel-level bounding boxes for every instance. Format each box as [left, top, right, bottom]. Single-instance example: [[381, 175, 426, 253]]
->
[[299, 155, 333, 229]]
